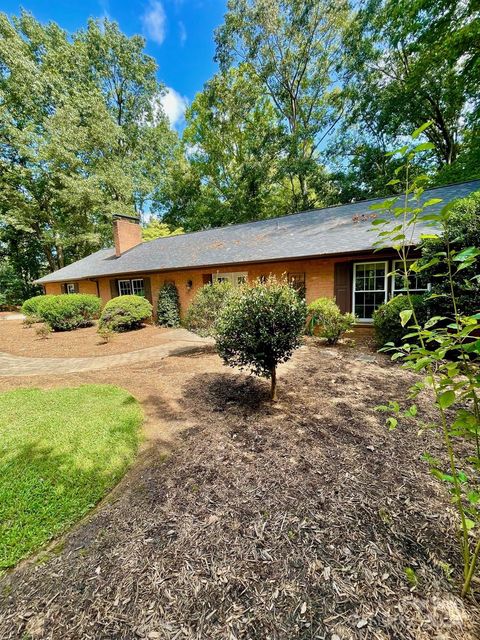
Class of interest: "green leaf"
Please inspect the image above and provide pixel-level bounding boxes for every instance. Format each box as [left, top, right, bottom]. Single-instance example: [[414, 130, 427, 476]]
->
[[386, 417, 398, 430], [412, 121, 433, 139], [438, 390, 455, 410], [400, 309, 413, 327], [413, 142, 435, 153]]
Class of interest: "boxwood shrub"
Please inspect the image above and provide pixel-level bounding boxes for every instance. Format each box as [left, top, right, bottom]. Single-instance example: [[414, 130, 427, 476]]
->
[[36, 294, 101, 331], [307, 297, 355, 344], [99, 295, 152, 332], [21, 294, 55, 318], [184, 281, 233, 337], [373, 294, 429, 346]]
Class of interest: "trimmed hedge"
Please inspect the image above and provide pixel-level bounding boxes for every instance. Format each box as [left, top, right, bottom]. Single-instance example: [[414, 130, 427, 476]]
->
[[35, 294, 101, 331], [21, 295, 55, 318], [157, 283, 180, 327], [373, 294, 429, 346], [184, 282, 233, 337], [99, 295, 152, 332], [307, 297, 355, 344]]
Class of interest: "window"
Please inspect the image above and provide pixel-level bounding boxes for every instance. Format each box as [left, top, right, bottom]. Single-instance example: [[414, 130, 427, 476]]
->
[[392, 260, 429, 295], [66, 283, 76, 294], [288, 273, 306, 298], [212, 272, 248, 286], [118, 278, 145, 296], [353, 262, 388, 321]]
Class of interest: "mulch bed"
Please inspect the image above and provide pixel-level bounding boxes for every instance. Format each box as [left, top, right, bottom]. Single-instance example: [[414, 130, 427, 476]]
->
[[0, 342, 479, 639], [0, 319, 173, 357]]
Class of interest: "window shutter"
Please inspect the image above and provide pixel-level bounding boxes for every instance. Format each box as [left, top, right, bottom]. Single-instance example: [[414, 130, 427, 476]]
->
[[202, 274, 213, 285], [61, 283, 67, 294], [143, 277, 152, 303], [109, 279, 118, 299], [334, 262, 352, 313]]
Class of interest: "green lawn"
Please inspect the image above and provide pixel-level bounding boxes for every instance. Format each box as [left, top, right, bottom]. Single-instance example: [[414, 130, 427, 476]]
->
[[0, 385, 142, 568]]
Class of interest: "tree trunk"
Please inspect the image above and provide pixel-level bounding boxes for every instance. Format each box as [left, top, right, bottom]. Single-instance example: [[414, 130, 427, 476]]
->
[[270, 366, 277, 402]]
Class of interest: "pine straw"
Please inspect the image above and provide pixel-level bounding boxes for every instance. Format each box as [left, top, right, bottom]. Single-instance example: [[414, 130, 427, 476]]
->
[[1, 343, 479, 639]]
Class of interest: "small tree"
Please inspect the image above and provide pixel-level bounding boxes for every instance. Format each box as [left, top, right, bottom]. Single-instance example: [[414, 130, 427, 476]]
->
[[372, 123, 480, 597], [157, 283, 180, 327], [215, 277, 307, 401]]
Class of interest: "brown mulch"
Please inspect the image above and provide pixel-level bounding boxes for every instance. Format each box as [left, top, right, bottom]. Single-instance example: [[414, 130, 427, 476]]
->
[[0, 319, 175, 357], [0, 342, 479, 639]]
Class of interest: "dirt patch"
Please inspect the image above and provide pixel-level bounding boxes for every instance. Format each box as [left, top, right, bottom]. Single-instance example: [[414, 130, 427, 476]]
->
[[0, 319, 179, 357], [0, 342, 479, 639]]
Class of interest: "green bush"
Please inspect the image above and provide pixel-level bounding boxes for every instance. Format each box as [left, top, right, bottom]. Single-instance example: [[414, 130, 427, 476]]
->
[[421, 191, 480, 317], [36, 294, 101, 331], [99, 295, 152, 332], [307, 297, 355, 344], [373, 294, 429, 346], [184, 281, 233, 337], [215, 277, 307, 400], [157, 282, 180, 327], [21, 294, 55, 317]]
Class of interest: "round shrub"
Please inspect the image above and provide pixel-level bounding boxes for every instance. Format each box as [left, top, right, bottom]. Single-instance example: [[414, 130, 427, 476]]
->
[[373, 294, 429, 346], [37, 294, 101, 331], [99, 295, 153, 332], [157, 283, 180, 327], [184, 281, 233, 337], [215, 277, 307, 400], [21, 294, 55, 318], [307, 297, 355, 344]]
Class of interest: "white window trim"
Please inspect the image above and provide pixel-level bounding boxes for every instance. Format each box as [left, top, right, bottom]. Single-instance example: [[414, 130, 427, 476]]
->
[[391, 259, 430, 295], [131, 278, 145, 295], [118, 279, 133, 296], [212, 272, 248, 286], [352, 261, 388, 323], [66, 283, 76, 294]]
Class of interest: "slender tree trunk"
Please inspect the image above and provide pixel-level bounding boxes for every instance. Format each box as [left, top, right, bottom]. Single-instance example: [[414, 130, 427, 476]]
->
[[270, 366, 277, 402]]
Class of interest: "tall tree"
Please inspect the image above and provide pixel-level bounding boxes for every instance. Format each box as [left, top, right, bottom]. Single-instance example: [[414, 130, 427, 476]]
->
[[340, 0, 479, 171], [0, 12, 176, 274], [215, 0, 349, 211]]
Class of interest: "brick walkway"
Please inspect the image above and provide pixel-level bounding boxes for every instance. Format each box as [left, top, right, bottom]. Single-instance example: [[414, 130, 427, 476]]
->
[[0, 329, 211, 377]]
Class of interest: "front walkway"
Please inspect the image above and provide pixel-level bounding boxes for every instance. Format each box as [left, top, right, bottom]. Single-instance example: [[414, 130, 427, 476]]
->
[[0, 328, 211, 376]]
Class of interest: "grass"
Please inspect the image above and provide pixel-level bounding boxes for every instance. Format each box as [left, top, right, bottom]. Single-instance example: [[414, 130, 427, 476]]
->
[[0, 384, 142, 569]]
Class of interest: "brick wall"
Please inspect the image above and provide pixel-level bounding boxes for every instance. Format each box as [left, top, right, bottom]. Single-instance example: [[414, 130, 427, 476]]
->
[[44, 251, 398, 318]]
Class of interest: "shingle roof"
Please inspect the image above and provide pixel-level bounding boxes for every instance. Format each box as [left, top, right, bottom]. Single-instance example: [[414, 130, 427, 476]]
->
[[37, 180, 480, 284]]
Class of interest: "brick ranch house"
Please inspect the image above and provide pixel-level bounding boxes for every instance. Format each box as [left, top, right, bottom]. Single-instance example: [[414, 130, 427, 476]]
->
[[37, 180, 480, 324]]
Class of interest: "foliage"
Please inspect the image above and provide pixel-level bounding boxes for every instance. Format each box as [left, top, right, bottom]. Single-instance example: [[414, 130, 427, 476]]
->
[[184, 281, 233, 337], [99, 295, 152, 332], [142, 220, 184, 241], [215, 277, 307, 400], [97, 325, 115, 344], [156, 282, 180, 328], [421, 191, 480, 317], [0, 12, 178, 281], [33, 294, 101, 331], [215, 0, 349, 213], [340, 0, 478, 180], [21, 295, 55, 317], [35, 323, 52, 340], [372, 125, 480, 597], [307, 297, 354, 344], [0, 384, 141, 568], [373, 295, 429, 347]]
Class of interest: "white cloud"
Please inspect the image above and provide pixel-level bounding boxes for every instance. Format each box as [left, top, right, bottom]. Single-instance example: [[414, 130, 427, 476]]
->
[[178, 21, 187, 46], [160, 87, 189, 128], [141, 0, 167, 45]]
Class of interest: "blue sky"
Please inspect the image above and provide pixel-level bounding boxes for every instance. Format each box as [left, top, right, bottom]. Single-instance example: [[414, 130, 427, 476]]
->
[[1, 0, 227, 128]]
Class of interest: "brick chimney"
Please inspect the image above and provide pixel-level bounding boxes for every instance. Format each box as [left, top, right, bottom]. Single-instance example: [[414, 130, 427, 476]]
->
[[113, 214, 142, 257]]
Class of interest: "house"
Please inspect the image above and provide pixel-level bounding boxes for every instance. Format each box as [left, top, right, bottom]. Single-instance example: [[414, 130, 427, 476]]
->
[[36, 180, 480, 323]]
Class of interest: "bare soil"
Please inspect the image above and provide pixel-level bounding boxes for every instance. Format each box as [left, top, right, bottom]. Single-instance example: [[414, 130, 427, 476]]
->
[[0, 341, 479, 639], [0, 320, 175, 357]]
